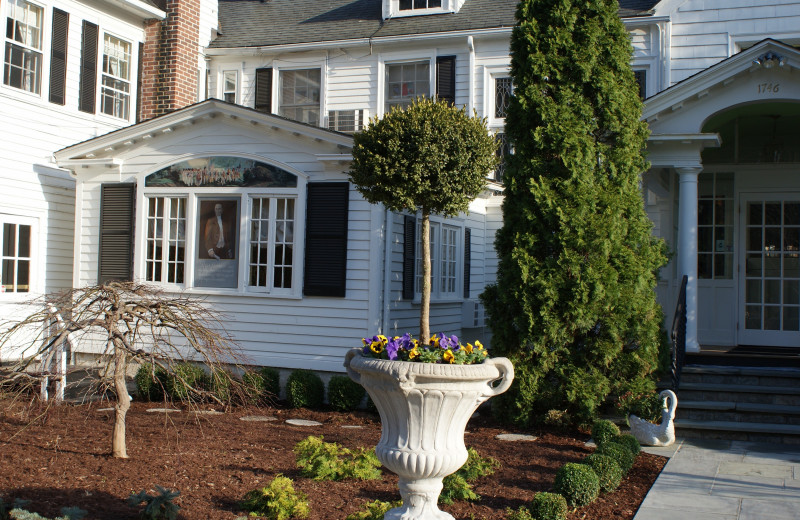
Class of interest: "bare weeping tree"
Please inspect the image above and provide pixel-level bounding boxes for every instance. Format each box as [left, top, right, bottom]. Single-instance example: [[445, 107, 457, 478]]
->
[[0, 282, 248, 458]]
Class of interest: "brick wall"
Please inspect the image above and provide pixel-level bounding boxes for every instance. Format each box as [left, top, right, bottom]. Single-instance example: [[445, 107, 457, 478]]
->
[[139, 0, 200, 121]]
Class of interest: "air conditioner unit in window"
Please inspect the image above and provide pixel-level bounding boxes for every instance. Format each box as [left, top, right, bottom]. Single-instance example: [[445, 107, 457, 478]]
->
[[328, 109, 368, 134]]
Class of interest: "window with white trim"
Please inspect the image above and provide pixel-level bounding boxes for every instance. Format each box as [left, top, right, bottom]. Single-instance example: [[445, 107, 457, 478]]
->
[[145, 196, 186, 284], [3, 0, 43, 93], [1, 220, 32, 293], [489, 75, 512, 183], [415, 220, 460, 298], [279, 68, 321, 125], [385, 61, 429, 113], [222, 70, 237, 103], [400, 0, 442, 10], [101, 33, 132, 119], [249, 196, 295, 290]]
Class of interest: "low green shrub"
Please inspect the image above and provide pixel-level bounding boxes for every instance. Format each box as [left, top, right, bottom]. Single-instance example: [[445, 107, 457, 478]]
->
[[505, 506, 534, 520], [439, 473, 479, 505], [583, 453, 623, 492], [241, 475, 309, 520], [458, 447, 500, 481], [242, 370, 266, 404], [169, 362, 207, 401], [285, 370, 324, 409], [260, 367, 282, 399], [617, 390, 663, 423], [4, 505, 86, 520], [591, 419, 620, 448], [294, 435, 381, 481], [208, 369, 233, 402], [439, 447, 499, 505], [126, 486, 180, 520], [134, 363, 169, 401], [327, 375, 366, 412], [595, 441, 635, 474], [552, 462, 600, 507], [529, 492, 568, 520], [615, 433, 641, 456], [344, 500, 401, 520]]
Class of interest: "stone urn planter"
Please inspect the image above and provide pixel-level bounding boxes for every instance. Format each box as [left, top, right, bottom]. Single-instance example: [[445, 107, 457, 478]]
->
[[628, 389, 678, 447], [344, 350, 514, 520]]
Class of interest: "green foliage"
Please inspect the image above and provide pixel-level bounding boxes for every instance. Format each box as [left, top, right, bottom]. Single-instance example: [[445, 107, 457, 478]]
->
[[482, 0, 669, 427], [591, 419, 620, 448], [0, 498, 86, 520], [505, 506, 534, 520], [126, 486, 180, 520], [542, 409, 572, 429], [135, 363, 169, 402], [169, 362, 207, 401], [552, 463, 600, 507], [242, 367, 281, 404], [327, 375, 366, 412], [583, 454, 623, 492], [208, 369, 233, 401], [294, 436, 381, 481], [595, 441, 635, 474], [285, 370, 324, 409], [344, 500, 401, 520], [241, 475, 310, 520], [260, 367, 282, 399], [617, 390, 663, 423], [529, 492, 569, 520], [439, 447, 499, 505], [615, 433, 641, 456]]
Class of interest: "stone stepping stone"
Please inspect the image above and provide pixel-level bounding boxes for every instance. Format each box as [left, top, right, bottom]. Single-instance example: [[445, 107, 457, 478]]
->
[[341, 425, 364, 429], [146, 408, 181, 413], [239, 415, 278, 422], [496, 433, 538, 442], [191, 410, 224, 416], [97, 407, 115, 412], [286, 419, 323, 427]]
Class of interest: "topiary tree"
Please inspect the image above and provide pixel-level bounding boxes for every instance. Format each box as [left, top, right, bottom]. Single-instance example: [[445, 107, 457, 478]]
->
[[0, 282, 247, 458], [481, 0, 668, 426], [349, 97, 498, 342]]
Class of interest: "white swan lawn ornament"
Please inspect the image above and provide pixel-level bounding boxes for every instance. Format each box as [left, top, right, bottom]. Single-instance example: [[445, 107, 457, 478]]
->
[[628, 389, 677, 447]]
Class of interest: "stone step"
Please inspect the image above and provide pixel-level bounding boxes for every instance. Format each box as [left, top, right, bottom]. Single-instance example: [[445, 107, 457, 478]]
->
[[682, 365, 800, 378], [675, 419, 800, 444], [680, 366, 800, 387], [677, 382, 800, 407], [679, 400, 800, 416]]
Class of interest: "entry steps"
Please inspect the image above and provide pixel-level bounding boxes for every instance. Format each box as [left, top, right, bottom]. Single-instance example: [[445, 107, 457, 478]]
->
[[673, 365, 800, 444]]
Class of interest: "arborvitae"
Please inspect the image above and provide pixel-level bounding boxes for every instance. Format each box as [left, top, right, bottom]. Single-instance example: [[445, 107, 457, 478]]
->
[[482, 0, 668, 426]]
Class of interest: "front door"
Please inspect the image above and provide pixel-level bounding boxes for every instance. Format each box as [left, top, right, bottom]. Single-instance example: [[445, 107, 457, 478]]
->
[[738, 194, 800, 346]]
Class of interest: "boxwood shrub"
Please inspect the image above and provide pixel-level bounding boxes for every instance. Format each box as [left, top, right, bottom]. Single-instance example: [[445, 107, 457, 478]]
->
[[286, 370, 324, 409], [552, 462, 600, 507], [596, 441, 635, 474], [327, 375, 365, 412], [591, 419, 620, 448], [583, 453, 623, 492], [529, 491, 568, 520], [615, 433, 641, 456], [134, 362, 169, 402]]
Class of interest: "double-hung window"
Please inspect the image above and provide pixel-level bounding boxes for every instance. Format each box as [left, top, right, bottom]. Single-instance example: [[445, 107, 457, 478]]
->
[[279, 68, 321, 125], [100, 34, 131, 119], [385, 61, 429, 113], [399, 0, 442, 10], [249, 196, 295, 291], [222, 70, 237, 103], [1, 220, 32, 293], [3, 0, 43, 93], [415, 220, 460, 299]]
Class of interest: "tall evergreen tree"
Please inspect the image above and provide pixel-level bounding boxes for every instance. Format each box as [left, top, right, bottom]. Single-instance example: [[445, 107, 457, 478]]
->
[[482, 0, 668, 426]]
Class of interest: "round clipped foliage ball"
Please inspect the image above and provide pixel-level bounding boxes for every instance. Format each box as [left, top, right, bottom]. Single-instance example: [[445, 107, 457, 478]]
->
[[134, 362, 168, 401], [583, 454, 623, 493], [259, 366, 282, 400], [528, 491, 568, 520], [591, 419, 620, 448], [286, 369, 324, 409], [615, 433, 641, 456], [596, 441, 635, 474], [169, 362, 208, 400], [553, 462, 600, 507], [327, 375, 366, 412]]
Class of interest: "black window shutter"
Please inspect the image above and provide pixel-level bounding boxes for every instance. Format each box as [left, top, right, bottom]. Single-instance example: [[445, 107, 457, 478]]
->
[[99, 184, 135, 284], [136, 42, 143, 122], [48, 8, 69, 105], [463, 227, 471, 299], [254, 67, 273, 113], [402, 215, 416, 300], [78, 20, 98, 113], [634, 70, 647, 99], [435, 56, 456, 105], [303, 182, 349, 297]]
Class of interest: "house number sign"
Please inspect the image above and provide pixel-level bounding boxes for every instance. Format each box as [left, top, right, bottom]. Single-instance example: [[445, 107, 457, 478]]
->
[[757, 83, 780, 94]]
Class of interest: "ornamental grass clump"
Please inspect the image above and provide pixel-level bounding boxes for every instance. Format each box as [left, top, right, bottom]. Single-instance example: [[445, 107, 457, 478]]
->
[[294, 435, 381, 481], [596, 441, 636, 474], [528, 492, 569, 520], [591, 419, 621, 448], [286, 370, 324, 409], [583, 453, 623, 492], [241, 476, 309, 520], [360, 332, 488, 364], [327, 375, 366, 411], [552, 462, 600, 507]]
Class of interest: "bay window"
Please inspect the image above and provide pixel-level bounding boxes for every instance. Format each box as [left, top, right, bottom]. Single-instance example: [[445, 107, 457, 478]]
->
[[3, 0, 43, 93]]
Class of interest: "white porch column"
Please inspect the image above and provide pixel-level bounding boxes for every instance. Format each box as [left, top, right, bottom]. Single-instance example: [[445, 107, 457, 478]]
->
[[676, 166, 702, 353]]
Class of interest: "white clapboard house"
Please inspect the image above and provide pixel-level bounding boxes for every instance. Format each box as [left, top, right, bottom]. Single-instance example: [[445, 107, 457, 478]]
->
[[31, 0, 800, 372]]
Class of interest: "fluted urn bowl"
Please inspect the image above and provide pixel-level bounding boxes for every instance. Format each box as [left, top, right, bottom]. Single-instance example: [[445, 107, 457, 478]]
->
[[344, 349, 514, 520]]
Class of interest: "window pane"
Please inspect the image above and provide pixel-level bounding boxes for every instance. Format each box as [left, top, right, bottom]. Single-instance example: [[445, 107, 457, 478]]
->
[[16, 259, 28, 292], [279, 69, 321, 125], [146, 197, 187, 284], [494, 77, 512, 119], [784, 307, 799, 331], [385, 62, 430, 112], [2, 223, 15, 256], [17, 224, 30, 256], [745, 305, 761, 329]]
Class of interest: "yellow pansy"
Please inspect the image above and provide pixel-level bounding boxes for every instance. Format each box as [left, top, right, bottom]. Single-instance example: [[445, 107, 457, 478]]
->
[[475, 341, 484, 351], [443, 350, 455, 364], [408, 347, 419, 360], [464, 343, 474, 354]]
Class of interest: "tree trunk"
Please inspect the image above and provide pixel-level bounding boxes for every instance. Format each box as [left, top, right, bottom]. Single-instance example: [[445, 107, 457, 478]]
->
[[112, 339, 130, 458], [420, 212, 431, 345]]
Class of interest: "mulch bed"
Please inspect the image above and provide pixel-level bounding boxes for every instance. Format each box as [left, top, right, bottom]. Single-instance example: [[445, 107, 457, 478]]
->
[[0, 399, 666, 519]]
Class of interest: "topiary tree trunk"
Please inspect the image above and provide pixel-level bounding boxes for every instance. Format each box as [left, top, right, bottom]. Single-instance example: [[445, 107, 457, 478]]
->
[[482, 0, 669, 426]]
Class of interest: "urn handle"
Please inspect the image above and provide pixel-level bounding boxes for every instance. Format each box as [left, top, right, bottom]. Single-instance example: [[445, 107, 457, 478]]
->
[[484, 357, 514, 396], [344, 348, 361, 384]]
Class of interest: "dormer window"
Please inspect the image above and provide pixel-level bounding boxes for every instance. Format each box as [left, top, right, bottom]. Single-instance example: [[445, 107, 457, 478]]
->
[[400, 0, 442, 10], [385, 0, 464, 18]]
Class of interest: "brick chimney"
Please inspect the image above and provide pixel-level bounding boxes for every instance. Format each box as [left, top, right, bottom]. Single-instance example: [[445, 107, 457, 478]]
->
[[139, 0, 201, 121]]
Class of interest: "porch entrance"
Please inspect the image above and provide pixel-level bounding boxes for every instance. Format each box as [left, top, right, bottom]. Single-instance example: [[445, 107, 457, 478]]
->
[[738, 194, 800, 346]]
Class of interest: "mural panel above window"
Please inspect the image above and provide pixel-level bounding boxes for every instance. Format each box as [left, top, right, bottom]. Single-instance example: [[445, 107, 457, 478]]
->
[[145, 157, 298, 188]]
